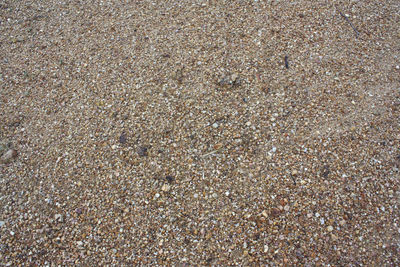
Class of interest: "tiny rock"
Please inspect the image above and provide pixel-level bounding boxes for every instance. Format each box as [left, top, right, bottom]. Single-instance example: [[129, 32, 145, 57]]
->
[[262, 210, 268, 218], [161, 184, 170, 192], [327, 225, 334, 232], [55, 214, 63, 223], [1, 149, 17, 163], [284, 205, 290, 212]]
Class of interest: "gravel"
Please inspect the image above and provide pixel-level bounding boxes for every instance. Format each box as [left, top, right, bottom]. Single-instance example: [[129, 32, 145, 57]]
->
[[1, 0, 399, 265]]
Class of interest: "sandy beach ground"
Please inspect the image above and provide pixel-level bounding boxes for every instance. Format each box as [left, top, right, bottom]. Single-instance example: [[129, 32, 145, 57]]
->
[[1, 0, 399, 265]]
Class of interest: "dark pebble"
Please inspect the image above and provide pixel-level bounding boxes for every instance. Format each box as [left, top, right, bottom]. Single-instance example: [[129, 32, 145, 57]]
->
[[119, 133, 127, 144], [138, 146, 148, 157], [166, 176, 174, 183]]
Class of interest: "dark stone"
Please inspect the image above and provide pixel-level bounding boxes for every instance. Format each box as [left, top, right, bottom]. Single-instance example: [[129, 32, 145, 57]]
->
[[322, 165, 330, 178], [119, 133, 127, 144], [166, 176, 174, 183], [138, 146, 148, 157]]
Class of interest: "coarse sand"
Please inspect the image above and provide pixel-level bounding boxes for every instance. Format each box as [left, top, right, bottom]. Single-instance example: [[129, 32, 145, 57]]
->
[[1, 0, 399, 265]]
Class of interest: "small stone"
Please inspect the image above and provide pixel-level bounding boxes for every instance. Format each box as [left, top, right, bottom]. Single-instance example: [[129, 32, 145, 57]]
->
[[291, 170, 298, 176], [119, 133, 127, 144], [0, 221, 5, 227], [137, 146, 148, 157], [262, 210, 268, 218], [284, 205, 290, 212], [77, 241, 83, 246], [331, 234, 338, 241], [10, 231, 15, 236], [246, 121, 251, 127], [161, 184, 170, 192], [212, 122, 219, 128], [231, 73, 239, 82], [154, 193, 160, 199], [1, 149, 17, 163], [111, 145, 118, 150], [213, 143, 223, 150], [264, 244, 269, 253], [165, 176, 174, 183], [270, 117, 276, 122], [320, 218, 325, 225], [327, 225, 334, 232], [55, 214, 63, 223], [339, 220, 346, 226], [225, 191, 230, 196]]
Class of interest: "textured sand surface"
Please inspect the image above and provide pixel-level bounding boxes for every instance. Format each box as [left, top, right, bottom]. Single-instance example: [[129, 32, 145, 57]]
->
[[1, 0, 400, 265]]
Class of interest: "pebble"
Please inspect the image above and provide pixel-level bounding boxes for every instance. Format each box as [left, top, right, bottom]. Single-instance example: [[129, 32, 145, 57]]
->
[[77, 241, 83, 246], [137, 146, 148, 157], [262, 210, 268, 218], [165, 176, 174, 183], [284, 205, 290, 211], [119, 133, 127, 144], [54, 214, 63, 223], [264, 244, 269, 253], [327, 226, 334, 232], [212, 122, 219, 128], [1, 149, 17, 163], [161, 184, 170, 192], [0, 221, 5, 227]]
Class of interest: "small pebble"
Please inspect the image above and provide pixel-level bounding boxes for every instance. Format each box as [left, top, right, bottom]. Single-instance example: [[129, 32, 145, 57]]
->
[[284, 205, 290, 211], [161, 184, 170, 192], [262, 210, 268, 218], [165, 176, 174, 183], [119, 133, 127, 144], [327, 226, 334, 232], [1, 149, 17, 163], [0, 221, 5, 227], [54, 214, 63, 223], [212, 122, 219, 128], [137, 146, 148, 157]]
